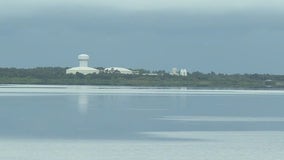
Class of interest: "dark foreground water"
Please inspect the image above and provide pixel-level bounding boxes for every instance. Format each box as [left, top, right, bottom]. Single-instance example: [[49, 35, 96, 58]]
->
[[0, 85, 284, 160]]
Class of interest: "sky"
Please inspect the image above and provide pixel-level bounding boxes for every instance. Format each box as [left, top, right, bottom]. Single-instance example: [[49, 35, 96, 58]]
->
[[1, 0, 284, 74]]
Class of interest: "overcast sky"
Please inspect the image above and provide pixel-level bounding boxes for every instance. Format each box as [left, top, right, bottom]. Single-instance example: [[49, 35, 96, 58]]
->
[[1, 0, 284, 73]]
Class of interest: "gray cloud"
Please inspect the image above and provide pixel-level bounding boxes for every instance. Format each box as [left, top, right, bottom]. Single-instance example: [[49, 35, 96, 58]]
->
[[2, 0, 284, 16], [1, 6, 284, 73]]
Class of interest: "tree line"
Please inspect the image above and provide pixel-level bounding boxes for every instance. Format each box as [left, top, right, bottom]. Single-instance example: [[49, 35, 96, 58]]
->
[[0, 67, 283, 88]]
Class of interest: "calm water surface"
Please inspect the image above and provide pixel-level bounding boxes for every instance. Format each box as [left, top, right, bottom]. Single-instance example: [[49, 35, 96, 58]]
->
[[0, 85, 284, 160]]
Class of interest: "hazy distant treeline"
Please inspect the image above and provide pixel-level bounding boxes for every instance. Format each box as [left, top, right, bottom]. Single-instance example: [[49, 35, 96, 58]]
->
[[0, 67, 284, 88]]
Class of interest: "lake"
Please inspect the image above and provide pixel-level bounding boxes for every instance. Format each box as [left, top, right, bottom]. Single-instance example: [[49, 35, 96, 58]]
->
[[1, 85, 284, 160]]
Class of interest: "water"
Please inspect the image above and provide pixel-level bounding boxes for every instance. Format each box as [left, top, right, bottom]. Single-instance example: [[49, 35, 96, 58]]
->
[[1, 85, 284, 160]]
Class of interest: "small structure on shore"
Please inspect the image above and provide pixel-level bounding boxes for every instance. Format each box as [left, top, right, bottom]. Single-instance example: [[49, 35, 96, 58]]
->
[[170, 68, 188, 76], [180, 69, 188, 76], [66, 54, 99, 75], [170, 68, 179, 76]]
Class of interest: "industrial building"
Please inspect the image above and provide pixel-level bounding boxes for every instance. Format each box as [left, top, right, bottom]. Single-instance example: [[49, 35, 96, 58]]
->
[[180, 69, 188, 76], [170, 68, 179, 76], [104, 67, 133, 75], [171, 68, 188, 76], [66, 54, 99, 75]]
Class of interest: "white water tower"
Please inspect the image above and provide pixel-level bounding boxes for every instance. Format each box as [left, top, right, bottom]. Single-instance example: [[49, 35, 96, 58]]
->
[[66, 53, 99, 75], [78, 54, 89, 67]]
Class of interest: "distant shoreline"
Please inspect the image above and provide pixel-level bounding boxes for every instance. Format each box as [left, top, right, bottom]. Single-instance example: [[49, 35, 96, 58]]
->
[[0, 67, 284, 89], [1, 84, 284, 91]]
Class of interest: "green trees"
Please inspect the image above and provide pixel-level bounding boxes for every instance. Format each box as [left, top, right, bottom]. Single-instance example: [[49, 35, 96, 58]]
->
[[0, 67, 283, 88]]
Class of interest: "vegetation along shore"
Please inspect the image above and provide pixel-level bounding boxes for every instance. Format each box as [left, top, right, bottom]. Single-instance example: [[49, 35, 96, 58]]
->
[[0, 67, 284, 89]]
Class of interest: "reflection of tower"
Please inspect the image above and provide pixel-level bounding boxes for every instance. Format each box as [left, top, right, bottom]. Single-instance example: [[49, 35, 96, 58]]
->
[[78, 54, 89, 67], [78, 94, 89, 114]]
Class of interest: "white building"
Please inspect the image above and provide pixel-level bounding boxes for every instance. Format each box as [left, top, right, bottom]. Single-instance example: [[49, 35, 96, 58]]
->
[[104, 67, 133, 75], [180, 69, 188, 76], [66, 54, 99, 75], [170, 67, 179, 76]]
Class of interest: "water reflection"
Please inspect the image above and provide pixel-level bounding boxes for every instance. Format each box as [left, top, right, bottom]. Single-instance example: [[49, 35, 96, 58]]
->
[[1, 86, 284, 141], [78, 94, 89, 114]]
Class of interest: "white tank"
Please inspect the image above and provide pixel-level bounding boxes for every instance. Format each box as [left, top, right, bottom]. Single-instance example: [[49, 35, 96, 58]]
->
[[78, 54, 89, 67], [66, 54, 100, 75]]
